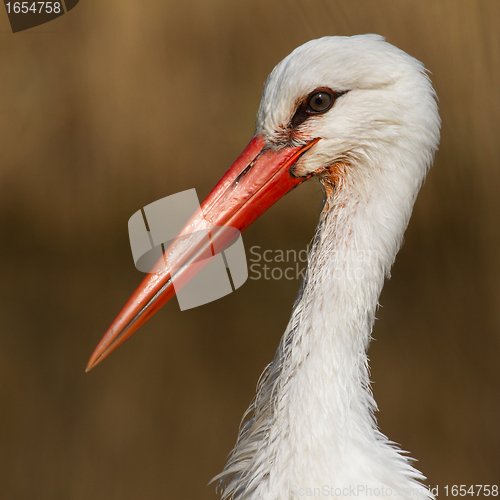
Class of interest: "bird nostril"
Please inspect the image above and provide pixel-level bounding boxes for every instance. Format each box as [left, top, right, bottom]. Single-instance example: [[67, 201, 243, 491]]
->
[[233, 164, 253, 185]]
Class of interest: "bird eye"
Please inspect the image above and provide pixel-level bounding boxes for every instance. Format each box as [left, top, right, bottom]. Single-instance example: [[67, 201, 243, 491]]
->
[[291, 88, 346, 128], [307, 90, 334, 113]]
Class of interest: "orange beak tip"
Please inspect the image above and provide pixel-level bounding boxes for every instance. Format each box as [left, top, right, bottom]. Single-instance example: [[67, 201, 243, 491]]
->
[[85, 357, 96, 373]]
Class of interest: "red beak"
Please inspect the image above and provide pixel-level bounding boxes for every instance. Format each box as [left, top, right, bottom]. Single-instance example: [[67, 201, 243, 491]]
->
[[86, 135, 319, 372]]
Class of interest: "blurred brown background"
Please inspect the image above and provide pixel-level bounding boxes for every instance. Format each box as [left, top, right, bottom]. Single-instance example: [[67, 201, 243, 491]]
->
[[0, 0, 499, 498]]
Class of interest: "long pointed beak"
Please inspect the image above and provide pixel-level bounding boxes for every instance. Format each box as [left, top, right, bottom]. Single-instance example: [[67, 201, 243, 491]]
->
[[86, 135, 319, 372]]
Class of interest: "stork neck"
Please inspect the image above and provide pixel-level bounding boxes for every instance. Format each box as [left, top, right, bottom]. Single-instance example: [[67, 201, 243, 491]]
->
[[219, 177, 430, 499], [279, 189, 392, 443], [257, 181, 427, 497]]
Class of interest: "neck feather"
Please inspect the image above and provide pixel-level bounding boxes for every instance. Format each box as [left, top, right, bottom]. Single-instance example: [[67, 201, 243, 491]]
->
[[216, 163, 432, 500]]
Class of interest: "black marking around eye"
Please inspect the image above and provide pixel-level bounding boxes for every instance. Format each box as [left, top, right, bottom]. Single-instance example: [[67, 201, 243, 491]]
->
[[291, 105, 309, 128], [290, 88, 348, 129]]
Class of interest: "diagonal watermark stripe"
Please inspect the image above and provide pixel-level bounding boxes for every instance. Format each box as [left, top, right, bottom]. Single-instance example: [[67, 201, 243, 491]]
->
[[128, 189, 248, 311]]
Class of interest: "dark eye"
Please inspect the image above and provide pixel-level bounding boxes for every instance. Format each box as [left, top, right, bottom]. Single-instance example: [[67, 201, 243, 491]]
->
[[307, 90, 333, 113], [290, 88, 347, 128]]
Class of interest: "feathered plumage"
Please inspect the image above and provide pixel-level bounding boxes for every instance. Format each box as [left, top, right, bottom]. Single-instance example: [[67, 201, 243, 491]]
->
[[215, 35, 440, 500]]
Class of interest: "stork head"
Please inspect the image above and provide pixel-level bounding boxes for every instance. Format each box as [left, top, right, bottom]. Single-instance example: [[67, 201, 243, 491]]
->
[[258, 35, 439, 192], [86, 35, 440, 371]]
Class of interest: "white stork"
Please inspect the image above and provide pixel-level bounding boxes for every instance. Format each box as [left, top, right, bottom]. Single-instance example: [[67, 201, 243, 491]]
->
[[86, 35, 441, 500]]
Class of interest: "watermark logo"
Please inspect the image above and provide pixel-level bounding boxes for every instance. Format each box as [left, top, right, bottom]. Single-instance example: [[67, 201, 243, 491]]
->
[[3, 0, 78, 33], [127, 189, 377, 311], [248, 245, 309, 281], [290, 484, 438, 498], [248, 247, 380, 282], [128, 189, 248, 311]]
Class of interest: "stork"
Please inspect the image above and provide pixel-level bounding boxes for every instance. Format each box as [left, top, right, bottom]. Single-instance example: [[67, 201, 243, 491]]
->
[[86, 35, 440, 500]]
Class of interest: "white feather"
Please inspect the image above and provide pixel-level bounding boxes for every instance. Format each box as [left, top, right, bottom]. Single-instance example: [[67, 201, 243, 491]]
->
[[215, 35, 441, 500]]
